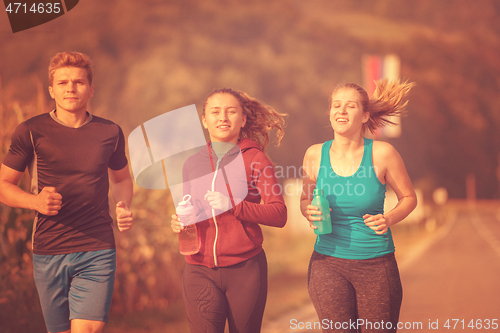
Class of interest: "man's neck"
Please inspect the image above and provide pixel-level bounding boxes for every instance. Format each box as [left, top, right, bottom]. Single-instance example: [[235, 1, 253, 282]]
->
[[54, 109, 89, 128]]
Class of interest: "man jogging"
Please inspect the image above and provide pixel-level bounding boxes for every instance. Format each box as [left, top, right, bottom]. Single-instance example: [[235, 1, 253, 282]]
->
[[0, 51, 133, 333]]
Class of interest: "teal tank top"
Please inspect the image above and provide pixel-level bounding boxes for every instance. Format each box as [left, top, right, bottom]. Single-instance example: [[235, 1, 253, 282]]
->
[[314, 138, 395, 259]]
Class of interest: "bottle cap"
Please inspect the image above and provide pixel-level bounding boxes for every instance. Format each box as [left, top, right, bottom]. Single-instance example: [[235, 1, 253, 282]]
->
[[313, 188, 324, 196], [178, 194, 192, 207]]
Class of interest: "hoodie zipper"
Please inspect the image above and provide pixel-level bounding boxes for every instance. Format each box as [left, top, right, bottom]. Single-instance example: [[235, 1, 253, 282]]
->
[[211, 157, 221, 267]]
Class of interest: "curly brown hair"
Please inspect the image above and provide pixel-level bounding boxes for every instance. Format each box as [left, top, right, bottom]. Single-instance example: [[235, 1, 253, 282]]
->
[[203, 88, 286, 153], [331, 79, 415, 134]]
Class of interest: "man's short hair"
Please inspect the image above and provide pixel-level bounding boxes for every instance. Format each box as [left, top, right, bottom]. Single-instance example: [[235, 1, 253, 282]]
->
[[48, 52, 93, 86]]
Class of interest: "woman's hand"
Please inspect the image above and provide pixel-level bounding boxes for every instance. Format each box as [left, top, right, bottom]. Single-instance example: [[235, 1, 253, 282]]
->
[[204, 190, 230, 212], [170, 214, 184, 234], [305, 204, 323, 230], [363, 214, 388, 235]]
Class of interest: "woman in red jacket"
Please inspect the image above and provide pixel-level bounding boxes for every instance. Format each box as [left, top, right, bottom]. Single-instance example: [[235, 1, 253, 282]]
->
[[171, 88, 287, 333]]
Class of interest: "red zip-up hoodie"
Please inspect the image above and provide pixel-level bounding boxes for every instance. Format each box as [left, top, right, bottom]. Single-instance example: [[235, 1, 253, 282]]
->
[[182, 138, 287, 268]]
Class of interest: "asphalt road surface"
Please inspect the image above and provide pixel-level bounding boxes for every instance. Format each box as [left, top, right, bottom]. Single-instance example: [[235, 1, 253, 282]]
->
[[262, 203, 500, 332]]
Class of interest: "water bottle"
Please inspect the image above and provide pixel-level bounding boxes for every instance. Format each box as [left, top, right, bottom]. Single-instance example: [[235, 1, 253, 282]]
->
[[311, 188, 332, 235], [176, 195, 200, 255]]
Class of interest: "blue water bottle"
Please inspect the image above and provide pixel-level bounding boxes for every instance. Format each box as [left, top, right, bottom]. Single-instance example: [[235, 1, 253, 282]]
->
[[311, 188, 332, 234]]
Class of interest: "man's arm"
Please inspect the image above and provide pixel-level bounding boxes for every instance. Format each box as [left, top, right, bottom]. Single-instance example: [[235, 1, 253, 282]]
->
[[108, 165, 133, 232], [0, 164, 62, 215]]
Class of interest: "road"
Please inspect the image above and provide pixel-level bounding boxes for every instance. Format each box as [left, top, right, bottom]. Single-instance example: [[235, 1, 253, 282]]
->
[[262, 202, 500, 332]]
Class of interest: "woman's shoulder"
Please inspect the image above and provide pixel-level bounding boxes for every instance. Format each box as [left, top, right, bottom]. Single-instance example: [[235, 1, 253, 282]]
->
[[372, 140, 401, 161], [302, 143, 325, 171], [247, 148, 271, 164], [304, 143, 324, 157]]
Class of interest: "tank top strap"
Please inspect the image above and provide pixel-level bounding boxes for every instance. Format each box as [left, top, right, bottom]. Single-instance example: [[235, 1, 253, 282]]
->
[[361, 137, 374, 168], [319, 140, 333, 178]]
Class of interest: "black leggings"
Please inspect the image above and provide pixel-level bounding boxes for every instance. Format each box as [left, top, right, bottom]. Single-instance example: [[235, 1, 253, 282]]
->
[[308, 251, 402, 333], [182, 250, 268, 333]]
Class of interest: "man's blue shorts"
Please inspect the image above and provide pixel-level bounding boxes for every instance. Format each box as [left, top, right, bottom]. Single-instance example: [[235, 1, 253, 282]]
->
[[33, 249, 116, 333]]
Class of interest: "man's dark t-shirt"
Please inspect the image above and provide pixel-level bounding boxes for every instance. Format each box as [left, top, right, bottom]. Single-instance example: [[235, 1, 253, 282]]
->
[[3, 111, 128, 255]]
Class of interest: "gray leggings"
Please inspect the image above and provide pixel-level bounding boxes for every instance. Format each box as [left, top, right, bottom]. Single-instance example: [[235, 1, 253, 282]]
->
[[182, 250, 268, 333], [308, 251, 402, 333]]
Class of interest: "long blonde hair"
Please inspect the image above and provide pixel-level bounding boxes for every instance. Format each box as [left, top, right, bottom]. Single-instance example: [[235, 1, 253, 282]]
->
[[332, 79, 415, 134], [203, 88, 286, 153]]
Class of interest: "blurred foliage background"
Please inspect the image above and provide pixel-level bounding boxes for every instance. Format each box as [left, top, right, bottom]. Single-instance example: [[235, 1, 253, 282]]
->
[[1, 0, 500, 332]]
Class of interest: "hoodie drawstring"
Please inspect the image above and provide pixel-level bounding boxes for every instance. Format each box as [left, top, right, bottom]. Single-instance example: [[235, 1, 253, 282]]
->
[[211, 158, 221, 267]]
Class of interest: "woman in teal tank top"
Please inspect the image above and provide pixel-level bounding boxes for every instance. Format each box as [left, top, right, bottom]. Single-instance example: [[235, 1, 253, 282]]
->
[[315, 137, 393, 259], [300, 80, 417, 332]]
